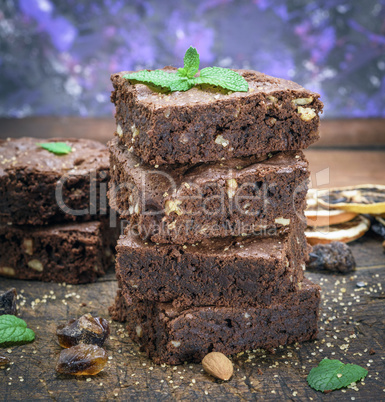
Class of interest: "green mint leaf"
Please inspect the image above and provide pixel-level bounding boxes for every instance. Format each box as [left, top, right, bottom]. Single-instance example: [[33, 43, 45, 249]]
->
[[307, 359, 368, 393], [169, 78, 194, 92], [177, 67, 187, 77], [0, 315, 35, 346], [123, 70, 183, 90], [123, 48, 249, 93], [197, 67, 249, 92], [182, 46, 200, 78], [37, 142, 72, 155], [124, 70, 194, 92]]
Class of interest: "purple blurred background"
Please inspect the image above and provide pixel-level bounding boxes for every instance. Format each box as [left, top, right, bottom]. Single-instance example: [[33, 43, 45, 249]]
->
[[0, 0, 384, 118]]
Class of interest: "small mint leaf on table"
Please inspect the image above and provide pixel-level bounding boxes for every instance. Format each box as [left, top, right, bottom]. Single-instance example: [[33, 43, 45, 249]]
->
[[307, 359, 368, 393], [197, 67, 249, 92], [0, 315, 35, 346], [37, 142, 72, 155]]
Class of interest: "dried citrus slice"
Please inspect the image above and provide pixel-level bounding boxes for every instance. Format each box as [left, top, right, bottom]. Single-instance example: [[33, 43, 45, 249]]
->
[[305, 215, 370, 245], [316, 185, 385, 214], [305, 189, 357, 227]]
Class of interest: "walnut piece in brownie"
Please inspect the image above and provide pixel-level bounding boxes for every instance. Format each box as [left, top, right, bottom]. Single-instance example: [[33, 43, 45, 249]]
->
[[109, 137, 309, 244], [111, 67, 323, 166], [110, 278, 320, 365], [0, 137, 109, 225], [115, 224, 309, 308], [0, 219, 118, 284]]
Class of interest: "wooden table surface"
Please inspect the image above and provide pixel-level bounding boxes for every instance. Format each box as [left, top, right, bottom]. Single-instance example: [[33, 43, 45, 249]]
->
[[1, 236, 384, 401], [0, 120, 384, 401]]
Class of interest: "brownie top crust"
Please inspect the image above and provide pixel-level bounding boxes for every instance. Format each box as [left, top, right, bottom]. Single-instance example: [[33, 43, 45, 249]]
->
[[156, 278, 319, 318], [118, 229, 299, 260], [0, 137, 109, 176], [158, 278, 321, 318], [109, 136, 308, 196], [110, 136, 308, 178], [110, 136, 307, 176], [0, 220, 103, 237], [111, 67, 321, 109]]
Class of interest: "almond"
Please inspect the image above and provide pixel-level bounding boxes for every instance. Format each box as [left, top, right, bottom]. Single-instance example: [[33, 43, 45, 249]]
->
[[202, 352, 233, 381]]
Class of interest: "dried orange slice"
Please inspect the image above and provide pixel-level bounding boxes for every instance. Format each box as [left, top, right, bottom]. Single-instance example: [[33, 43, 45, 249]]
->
[[305, 215, 370, 245], [305, 189, 357, 227], [316, 185, 385, 214]]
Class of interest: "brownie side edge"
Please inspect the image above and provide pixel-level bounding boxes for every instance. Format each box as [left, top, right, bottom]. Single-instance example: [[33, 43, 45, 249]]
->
[[115, 224, 308, 308], [108, 137, 310, 244], [0, 219, 118, 284], [0, 137, 110, 225], [113, 279, 320, 364]]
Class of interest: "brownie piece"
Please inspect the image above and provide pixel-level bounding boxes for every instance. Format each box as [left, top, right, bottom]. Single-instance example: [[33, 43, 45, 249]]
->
[[0, 219, 119, 284], [0, 137, 109, 225], [111, 67, 323, 166], [109, 287, 129, 323], [109, 137, 309, 244], [110, 278, 320, 364], [115, 225, 309, 308]]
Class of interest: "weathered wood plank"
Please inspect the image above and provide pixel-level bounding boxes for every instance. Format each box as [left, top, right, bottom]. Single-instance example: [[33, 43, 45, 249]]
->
[[1, 236, 384, 401], [305, 150, 385, 187], [317, 119, 385, 148]]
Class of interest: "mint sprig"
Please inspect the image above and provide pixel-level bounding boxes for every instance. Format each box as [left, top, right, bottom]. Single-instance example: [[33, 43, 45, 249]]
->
[[307, 359, 368, 393], [123, 46, 248, 93], [196, 67, 249, 92], [0, 315, 35, 346], [37, 142, 72, 155], [178, 46, 200, 78]]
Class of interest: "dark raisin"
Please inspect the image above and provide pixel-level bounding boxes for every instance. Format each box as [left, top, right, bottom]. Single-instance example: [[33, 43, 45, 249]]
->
[[56, 344, 107, 375], [307, 242, 356, 273], [56, 313, 110, 348]]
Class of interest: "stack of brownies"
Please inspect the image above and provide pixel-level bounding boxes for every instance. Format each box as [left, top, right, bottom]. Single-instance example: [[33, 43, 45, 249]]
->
[[0, 137, 117, 284], [109, 68, 324, 364]]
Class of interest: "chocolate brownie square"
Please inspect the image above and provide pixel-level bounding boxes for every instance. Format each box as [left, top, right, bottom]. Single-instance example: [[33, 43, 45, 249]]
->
[[0, 137, 109, 225], [111, 67, 323, 166], [109, 278, 320, 364], [0, 219, 118, 284], [109, 137, 309, 244], [115, 224, 309, 308]]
